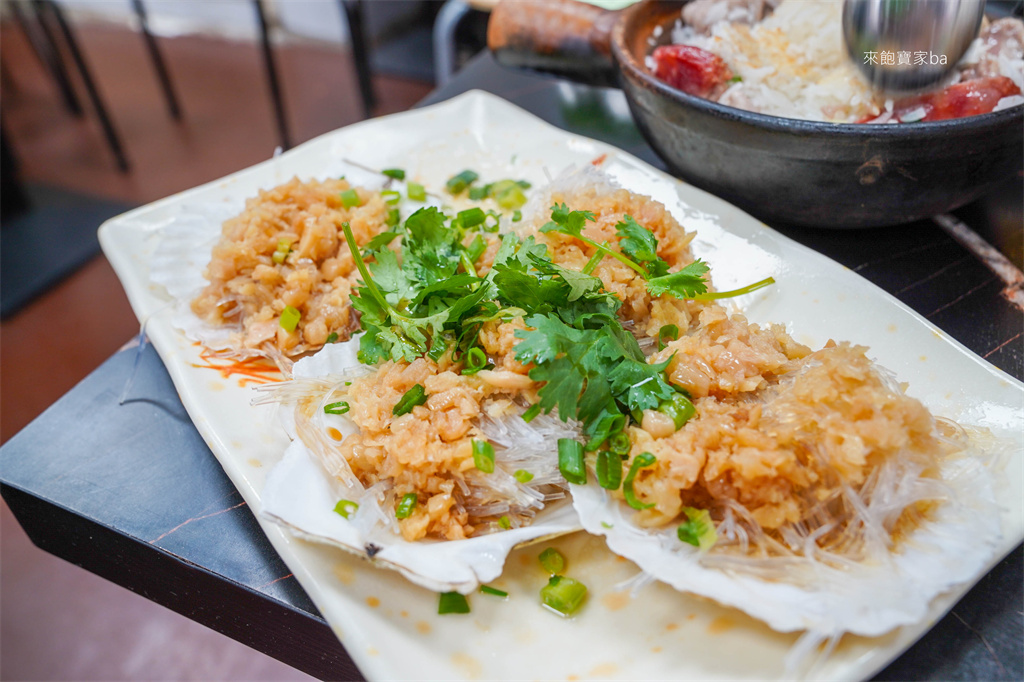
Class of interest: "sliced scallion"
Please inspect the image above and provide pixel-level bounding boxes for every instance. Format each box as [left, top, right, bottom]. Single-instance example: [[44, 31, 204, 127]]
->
[[497, 515, 511, 530], [381, 168, 405, 180], [324, 401, 349, 415], [386, 207, 400, 227], [333, 499, 358, 519], [480, 585, 508, 598], [279, 305, 301, 332], [608, 431, 631, 456], [513, 469, 534, 484], [540, 575, 587, 617], [658, 393, 695, 430], [677, 506, 718, 550], [623, 452, 656, 510], [512, 209, 522, 222], [596, 449, 623, 490], [462, 347, 487, 375], [538, 547, 566, 574], [340, 188, 361, 208], [395, 493, 417, 519], [407, 182, 426, 202], [438, 591, 470, 614], [657, 323, 679, 351], [393, 384, 427, 416], [446, 169, 479, 195], [457, 207, 486, 228], [381, 189, 401, 205], [472, 439, 495, 474], [326, 332, 339, 344], [557, 438, 586, 485]]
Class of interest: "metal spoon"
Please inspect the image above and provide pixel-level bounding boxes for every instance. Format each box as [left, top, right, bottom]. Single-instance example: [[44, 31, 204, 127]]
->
[[842, 0, 985, 92]]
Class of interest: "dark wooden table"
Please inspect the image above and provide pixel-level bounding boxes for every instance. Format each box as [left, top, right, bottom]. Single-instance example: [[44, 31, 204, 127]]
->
[[2, 52, 1022, 682]]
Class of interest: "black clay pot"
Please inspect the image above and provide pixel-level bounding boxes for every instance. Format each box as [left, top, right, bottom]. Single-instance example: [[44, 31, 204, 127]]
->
[[489, 0, 1023, 228]]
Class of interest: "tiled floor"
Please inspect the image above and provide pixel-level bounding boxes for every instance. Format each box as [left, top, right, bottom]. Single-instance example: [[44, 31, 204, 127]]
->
[[1, 14, 432, 681]]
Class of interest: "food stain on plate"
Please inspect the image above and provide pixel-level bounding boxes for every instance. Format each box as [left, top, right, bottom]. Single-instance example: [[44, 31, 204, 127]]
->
[[415, 620, 431, 635], [332, 563, 356, 586], [366, 596, 381, 608], [708, 615, 736, 634], [247, 458, 262, 468], [600, 591, 630, 611], [587, 662, 619, 677], [450, 652, 482, 679]]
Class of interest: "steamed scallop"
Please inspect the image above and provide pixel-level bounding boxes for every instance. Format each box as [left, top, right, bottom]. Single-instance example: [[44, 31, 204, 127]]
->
[[571, 342, 1003, 640], [258, 339, 581, 594]]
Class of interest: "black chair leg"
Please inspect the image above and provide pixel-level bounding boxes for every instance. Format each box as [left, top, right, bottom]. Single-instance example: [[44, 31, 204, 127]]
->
[[16, 0, 83, 116], [38, 0, 129, 172], [253, 0, 291, 151], [131, 0, 182, 120], [340, 0, 376, 119]]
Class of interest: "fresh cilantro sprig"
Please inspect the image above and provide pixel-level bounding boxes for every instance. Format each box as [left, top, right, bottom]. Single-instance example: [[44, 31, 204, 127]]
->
[[540, 204, 774, 301]]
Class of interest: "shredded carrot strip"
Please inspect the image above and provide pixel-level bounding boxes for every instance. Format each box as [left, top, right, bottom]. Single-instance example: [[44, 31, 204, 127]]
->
[[192, 346, 282, 386]]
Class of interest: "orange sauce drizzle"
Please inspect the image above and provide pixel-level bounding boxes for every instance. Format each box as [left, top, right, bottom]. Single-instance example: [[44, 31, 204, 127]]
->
[[192, 346, 283, 386]]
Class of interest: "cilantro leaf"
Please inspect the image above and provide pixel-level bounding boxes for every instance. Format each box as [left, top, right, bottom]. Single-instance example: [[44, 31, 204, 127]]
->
[[615, 215, 659, 264], [540, 203, 595, 237], [646, 260, 711, 299]]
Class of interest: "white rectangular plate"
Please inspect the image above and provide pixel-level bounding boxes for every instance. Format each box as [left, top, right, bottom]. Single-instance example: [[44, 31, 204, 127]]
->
[[99, 91, 1023, 681]]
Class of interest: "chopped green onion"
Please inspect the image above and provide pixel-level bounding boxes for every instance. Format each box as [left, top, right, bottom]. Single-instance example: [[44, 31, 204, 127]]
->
[[468, 185, 488, 201], [728, 75, 743, 83], [596, 449, 623, 490], [497, 515, 511, 530], [480, 585, 508, 598], [326, 332, 339, 344], [491, 179, 527, 209], [521, 404, 541, 423], [462, 347, 487, 375], [340, 189, 361, 208], [465, 234, 487, 264], [393, 384, 427, 416], [472, 439, 495, 474], [482, 210, 502, 233], [677, 506, 718, 550], [279, 305, 301, 332], [272, 238, 293, 264], [657, 324, 679, 351], [558, 438, 586, 485], [540, 575, 587, 617], [457, 207, 486, 228], [333, 499, 358, 519], [538, 547, 566, 574], [382, 168, 405, 180], [381, 189, 401, 205], [513, 469, 534, 484], [438, 591, 470, 614], [395, 493, 417, 519], [658, 393, 695, 430], [512, 209, 522, 222], [407, 182, 426, 202], [623, 452, 657, 510], [608, 431, 631, 456], [446, 169, 479, 195], [601, 521, 613, 529], [324, 401, 350, 415], [386, 207, 400, 227]]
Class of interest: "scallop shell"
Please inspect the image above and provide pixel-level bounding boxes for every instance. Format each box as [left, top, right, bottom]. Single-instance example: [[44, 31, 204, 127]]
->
[[147, 160, 398, 357], [571, 436, 1002, 638], [259, 339, 582, 594]]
